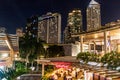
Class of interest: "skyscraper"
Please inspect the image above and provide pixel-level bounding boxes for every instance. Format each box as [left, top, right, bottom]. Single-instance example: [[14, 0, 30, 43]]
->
[[67, 9, 83, 34], [38, 12, 61, 44], [87, 0, 101, 32], [64, 9, 82, 43]]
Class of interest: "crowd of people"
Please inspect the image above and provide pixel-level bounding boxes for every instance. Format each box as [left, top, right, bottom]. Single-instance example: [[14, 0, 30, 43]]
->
[[49, 67, 84, 80]]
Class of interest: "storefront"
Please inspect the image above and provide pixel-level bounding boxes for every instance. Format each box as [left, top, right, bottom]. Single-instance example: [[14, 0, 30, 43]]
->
[[73, 24, 120, 54]]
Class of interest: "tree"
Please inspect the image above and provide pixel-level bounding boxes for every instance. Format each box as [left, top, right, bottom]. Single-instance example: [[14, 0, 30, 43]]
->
[[35, 38, 46, 59], [46, 45, 65, 58], [19, 34, 36, 68], [101, 51, 120, 69], [35, 38, 46, 71], [76, 52, 91, 64]]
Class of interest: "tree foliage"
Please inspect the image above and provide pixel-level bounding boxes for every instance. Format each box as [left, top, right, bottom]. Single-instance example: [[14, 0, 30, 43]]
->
[[19, 34, 45, 66], [101, 51, 120, 69], [46, 45, 65, 58], [19, 34, 36, 60], [77, 51, 120, 70], [76, 52, 91, 63]]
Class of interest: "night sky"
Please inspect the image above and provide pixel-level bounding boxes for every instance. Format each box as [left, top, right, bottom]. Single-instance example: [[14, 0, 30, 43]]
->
[[0, 0, 120, 34]]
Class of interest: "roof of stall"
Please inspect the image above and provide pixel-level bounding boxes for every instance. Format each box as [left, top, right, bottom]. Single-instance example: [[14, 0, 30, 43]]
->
[[36, 56, 79, 63], [0, 33, 18, 53]]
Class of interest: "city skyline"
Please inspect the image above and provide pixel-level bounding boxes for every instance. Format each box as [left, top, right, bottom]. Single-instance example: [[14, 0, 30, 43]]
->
[[0, 0, 120, 33]]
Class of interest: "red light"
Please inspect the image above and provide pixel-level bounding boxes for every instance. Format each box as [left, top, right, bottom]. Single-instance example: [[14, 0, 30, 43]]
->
[[52, 62, 71, 69]]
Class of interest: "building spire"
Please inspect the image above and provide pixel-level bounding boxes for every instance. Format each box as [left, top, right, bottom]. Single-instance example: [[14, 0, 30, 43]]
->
[[89, 0, 98, 5], [87, 0, 101, 32]]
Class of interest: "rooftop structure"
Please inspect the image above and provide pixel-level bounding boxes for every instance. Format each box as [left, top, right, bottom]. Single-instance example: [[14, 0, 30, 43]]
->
[[89, 0, 99, 5], [72, 20, 120, 54], [0, 27, 18, 68]]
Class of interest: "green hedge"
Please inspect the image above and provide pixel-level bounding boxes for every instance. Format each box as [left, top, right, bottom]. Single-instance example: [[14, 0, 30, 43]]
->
[[77, 51, 120, 70]]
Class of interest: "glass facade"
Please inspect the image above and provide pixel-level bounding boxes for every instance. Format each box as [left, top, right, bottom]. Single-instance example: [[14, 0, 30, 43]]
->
[[68, 9, 82, 34], [87, 0, 101, 32], [64, 9, 82, 43], [38, 13, 61, 44]]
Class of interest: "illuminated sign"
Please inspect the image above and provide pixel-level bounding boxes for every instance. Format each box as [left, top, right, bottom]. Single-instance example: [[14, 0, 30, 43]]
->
[[52, 62, 71, 69]]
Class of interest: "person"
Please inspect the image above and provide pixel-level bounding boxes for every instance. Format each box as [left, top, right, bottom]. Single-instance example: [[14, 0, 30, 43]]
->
[[60, 71, 64, 77], [75, 71, 77, 79], [54, 73, 58, 80], [63, 72, 67, 80], [49, 76, 54, 80]]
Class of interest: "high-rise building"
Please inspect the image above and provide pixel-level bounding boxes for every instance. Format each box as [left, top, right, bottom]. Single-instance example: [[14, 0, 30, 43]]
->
[[64, 9, 82, 43], [26, 15, 38, 38], [87, 0, 101, 32], [38, 12, 61, 44], [67, 9, 83, 34]]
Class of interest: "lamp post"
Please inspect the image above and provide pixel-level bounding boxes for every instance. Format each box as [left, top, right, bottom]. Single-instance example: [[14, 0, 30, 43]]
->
[[44, 45, 48, 58], [36, 59, 50, 77]]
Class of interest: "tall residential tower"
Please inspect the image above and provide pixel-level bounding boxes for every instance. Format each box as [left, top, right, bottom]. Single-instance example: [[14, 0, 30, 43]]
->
[[87, 0, 101, 32], [64, 9, 82, 43], [68, 9, 83, 34]]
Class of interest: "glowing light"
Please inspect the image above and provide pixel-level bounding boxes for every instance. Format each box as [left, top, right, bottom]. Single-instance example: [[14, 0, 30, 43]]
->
[[69, 13, 73, 15], [73, 10, 76, 12], [5, 40, 12, 50], [69, 22, 73, 25], [111, 35, 120, 40], [53, 62, 71, 69], [1, 53, 9, 57], [94, 34, 98, 38], [0, 66, 5, 70]]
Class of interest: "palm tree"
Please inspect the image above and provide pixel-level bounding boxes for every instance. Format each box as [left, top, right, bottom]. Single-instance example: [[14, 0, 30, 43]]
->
[[35, 38, 46, 58], [19, 34, 36, 69], [35, 38, 46, 71]]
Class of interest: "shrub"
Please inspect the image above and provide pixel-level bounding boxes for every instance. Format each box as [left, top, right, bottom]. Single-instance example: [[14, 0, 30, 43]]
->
[[77, 52, 91, 64]]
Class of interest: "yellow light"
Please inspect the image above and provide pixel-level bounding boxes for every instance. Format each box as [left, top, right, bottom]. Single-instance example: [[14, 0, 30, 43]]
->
[[5, 40, 12, 50], [94, 34, 98, 38], [111, 35, 120, 40], [69, 13, 73, 15], [69, 22, 73, 25], [2, 53, 9, 57], [72, 10, 76, 12]]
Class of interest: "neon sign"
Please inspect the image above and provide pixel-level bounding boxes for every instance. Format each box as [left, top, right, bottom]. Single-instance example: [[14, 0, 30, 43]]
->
[[52, 62, 71, 69]]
